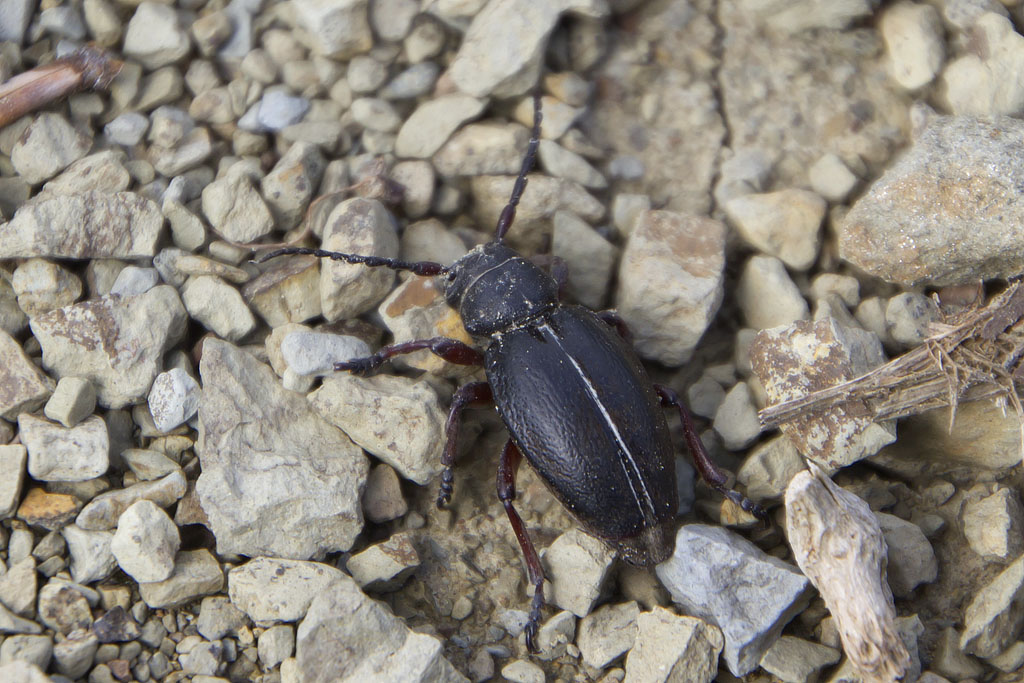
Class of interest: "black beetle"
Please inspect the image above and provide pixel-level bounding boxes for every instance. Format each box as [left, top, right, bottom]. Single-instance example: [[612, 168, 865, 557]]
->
[[258, 92, 764, 652]]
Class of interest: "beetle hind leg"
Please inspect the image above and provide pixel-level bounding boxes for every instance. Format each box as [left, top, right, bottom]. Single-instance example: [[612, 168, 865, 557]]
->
[[436, 382, 493, 507], [497, 440, 546, 653], [655, 384, 768, 521]]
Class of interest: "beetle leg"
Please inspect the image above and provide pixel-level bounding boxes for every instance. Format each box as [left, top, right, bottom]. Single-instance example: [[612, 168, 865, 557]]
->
[[334, 337, 484, 376], [654, 384, 768, 521], [595, 310, 633, 344], [497, 439, 546, 653], [437, 381, 493, 507], [551, 256, 568, 299]]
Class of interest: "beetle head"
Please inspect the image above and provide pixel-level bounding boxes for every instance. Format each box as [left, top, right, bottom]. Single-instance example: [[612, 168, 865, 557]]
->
[[444, 242, 558, 337]]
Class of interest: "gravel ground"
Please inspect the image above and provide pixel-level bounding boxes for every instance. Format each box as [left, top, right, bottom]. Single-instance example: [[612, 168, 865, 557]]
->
[[1, 0, 1024, 682]]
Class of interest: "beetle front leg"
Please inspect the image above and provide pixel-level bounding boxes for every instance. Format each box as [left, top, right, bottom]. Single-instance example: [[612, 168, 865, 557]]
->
[[437, 381, 493, 507], [497, 440, 546, 653], [654, 384, 767, 521], [335, 337, 483, 376], [595, 310, 633, 344]]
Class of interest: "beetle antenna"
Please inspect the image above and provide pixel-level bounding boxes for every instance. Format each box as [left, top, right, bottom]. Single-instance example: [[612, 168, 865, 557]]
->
[[254, 247, 448, 277], [495, 88, 543, 242]]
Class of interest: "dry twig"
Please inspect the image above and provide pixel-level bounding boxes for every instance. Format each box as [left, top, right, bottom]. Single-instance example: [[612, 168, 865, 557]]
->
[[0, 45, 122, 128], [759, 280, 1024, 449]]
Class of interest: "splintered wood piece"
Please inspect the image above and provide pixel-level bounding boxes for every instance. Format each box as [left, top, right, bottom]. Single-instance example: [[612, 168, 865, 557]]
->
[[759, 280, 1024, 441], [0, 45, 122, 128], [785, 466, 910, 683]]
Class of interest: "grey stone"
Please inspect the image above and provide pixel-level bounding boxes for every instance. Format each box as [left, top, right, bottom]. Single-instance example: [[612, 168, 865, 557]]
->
[[735, 0, 873, 33], [960, 552, 1024, 658], [309, 373, 444, 485], [104, 113, 149, 146], [712, 383, 761, 451], [941, 13, 1024, 115], [10, 113, 91, 185], [723, 189, 825, 271], [201, 166, 274, 243], [197, 596, 248, 640], [19, 414, 108, 482], [885, 292, 940, 347], [150, 127, 214, 177], [880, 2, 944, 91], [362, 463, 408, 523], [292, 0, 372, 59], [809, 154, 859, 203], [296, 575, 466, 682], [0, 601, 43, 635], [228, 557, 347, 624], [737, 435, 806, 502], [395, 95, 487, 158], [196, 340, 368, 559], [38, 582, 92, 634], [0, 273, 28, 336], [655, 524, 813, 676], [319, 198, 399, 321], [750, 318, 896, 469], [449, 0, 607, 97], [840, 116, 1024, 286], [238, 91, 311, 133], [111, 500, 180, 583], [258, 624, 294, 669], [109, 266, 159, 297], [876, 513, 937, 597], [623, 607, 722, 683], [76, 470, 186, 530], [551, 211, 616, 309], [758, 635, 840, 683], [351, 97, 402, 132], [0, 330, 53, 421], [61, 525, 116, 585], [934, 626, 984, 680], [163, 200, 207, 252], [0, 635, 53, 670], [433, 122, 530, 177], [179, 640, 221, 675], [369, 0, 418, 41], [737, 255, 808, 329], [92, 606, 140, 643], [347, 532, 419, 591], [52, 628, 98, 678], [260, 142, 325, 230], [616, 211, 725, 366], [123, 2, 190, 69], [11, 258, 82, 317], [137, 549, 224, 609], [543, 528, 616, 618], [577, 601, 639, 669], [533, 610, 575, 661], [182, 275, 256, 342], [1, 192, 162, 259], [43, 377, 96, 428], [37, 151, 129, 199], [501, 659, 544, 683], [380, 62, 440, 100], [538, 140, 606, 189], [962, 488, 1024, 561], [0, 556, 35, 616], [0, 0, 34, 43], [243, 257, 321, 327], [148, 368, 200, 433], [152, 248, 249, 287], [280, 331, 370, 376], [0, 445, 26, 519]]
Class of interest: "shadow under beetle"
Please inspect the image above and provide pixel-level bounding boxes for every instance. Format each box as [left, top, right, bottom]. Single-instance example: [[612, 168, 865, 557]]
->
[[259, 92, 765, 652]]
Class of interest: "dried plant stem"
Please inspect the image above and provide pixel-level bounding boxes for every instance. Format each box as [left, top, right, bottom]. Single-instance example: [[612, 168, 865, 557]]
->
[[759, 280, 1024, 439], [0, 45, 122, 128]]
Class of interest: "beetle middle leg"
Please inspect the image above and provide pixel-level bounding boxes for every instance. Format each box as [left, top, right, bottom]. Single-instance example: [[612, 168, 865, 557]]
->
[[654, 384, 767, 520], [437, 381, 493, 507], [497, 439, 546, 653], [334, 337, 483, 376]]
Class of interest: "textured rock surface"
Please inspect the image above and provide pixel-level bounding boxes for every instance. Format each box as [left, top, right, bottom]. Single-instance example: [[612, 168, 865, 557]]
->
[[195, 340, 368, 559]]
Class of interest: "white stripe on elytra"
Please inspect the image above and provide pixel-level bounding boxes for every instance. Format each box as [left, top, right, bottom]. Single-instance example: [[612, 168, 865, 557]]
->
[[539, 323, 659, 521]]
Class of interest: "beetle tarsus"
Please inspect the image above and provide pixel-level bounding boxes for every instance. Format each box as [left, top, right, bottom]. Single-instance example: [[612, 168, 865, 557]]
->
[[333, 357, 381, 376], [524, 594, 543, 653]]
